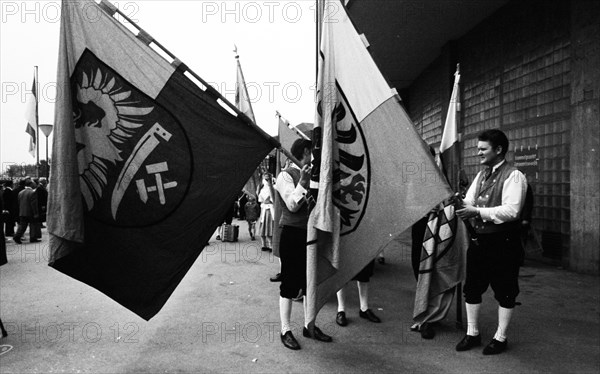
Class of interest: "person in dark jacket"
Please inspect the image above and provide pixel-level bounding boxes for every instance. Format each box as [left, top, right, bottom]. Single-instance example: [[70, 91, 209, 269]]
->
[[13, 179, 40, 244]]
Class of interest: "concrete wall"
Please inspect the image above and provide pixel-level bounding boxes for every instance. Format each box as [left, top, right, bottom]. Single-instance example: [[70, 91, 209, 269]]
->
[[569, 0, 599, 274], [404, 0, 599, 274]]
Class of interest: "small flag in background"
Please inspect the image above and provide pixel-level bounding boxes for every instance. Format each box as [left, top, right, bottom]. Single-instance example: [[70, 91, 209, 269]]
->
[[24, 75, 37, 158], [234, 48, 262, 199], [306, 0, 452, 323], [439, 67, 462, 191], [48, 0, 274, 320]]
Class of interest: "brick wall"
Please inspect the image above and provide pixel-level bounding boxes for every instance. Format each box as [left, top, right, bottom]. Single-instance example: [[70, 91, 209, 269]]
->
[[406, 0, 572, 261]]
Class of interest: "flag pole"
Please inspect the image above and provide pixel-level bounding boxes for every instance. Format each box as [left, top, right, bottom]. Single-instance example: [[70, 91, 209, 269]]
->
[[98, 0, 301, 168], [35, 65, 40, 178], [234, 45, 256, 121], [454, 62, 463, 329]]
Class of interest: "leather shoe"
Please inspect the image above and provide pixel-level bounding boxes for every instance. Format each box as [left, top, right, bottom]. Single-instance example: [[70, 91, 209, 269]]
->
[[336, 311, 348, 327], [456, 334, 481, 351], [270, 273, 282, 282], [420, 322, 435, 339], [280, 331, 300, 350], [13, 237, 22, 244], [303, 326, 332, 342], [482, 338, 507, 355], [30, 239, 40, 243], [359, 309, 381, 323]]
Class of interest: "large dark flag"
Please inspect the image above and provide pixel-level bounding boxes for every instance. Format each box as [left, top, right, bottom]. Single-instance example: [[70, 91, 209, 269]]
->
[[306, 0, 452, 322], [413, 66, 468, 326], [48, 0, 274, 320]]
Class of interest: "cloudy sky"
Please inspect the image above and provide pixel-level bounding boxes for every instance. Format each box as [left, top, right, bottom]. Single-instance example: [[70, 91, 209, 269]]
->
[[0, 0, 317, 171]]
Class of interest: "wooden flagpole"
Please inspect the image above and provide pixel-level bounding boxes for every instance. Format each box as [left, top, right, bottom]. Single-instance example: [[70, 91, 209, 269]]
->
[[97, 0, 302, 168], [454, 63, 463, 329]]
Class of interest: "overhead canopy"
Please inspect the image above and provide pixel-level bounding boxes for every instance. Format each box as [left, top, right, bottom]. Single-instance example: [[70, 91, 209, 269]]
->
[[346, 0, 509, 89]]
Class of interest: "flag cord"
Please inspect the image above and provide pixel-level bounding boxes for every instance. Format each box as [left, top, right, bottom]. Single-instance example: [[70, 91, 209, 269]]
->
[[101, 0, 301, 167]]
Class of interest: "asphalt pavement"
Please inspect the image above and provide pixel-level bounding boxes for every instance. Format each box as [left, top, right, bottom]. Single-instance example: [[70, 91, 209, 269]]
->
[[0, 220, 598, 373]]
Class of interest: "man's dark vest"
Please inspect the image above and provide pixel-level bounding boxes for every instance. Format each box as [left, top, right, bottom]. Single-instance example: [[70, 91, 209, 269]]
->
[[471, 161, 522, 234], [277, 167, 308, 228]]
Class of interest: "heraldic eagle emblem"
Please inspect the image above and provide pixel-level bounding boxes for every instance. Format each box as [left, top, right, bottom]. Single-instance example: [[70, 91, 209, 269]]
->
[[72, 50, 191, 226]]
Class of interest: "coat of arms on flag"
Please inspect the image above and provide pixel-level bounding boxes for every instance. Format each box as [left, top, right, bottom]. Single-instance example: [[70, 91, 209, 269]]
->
[[73, 50, 191, 224]]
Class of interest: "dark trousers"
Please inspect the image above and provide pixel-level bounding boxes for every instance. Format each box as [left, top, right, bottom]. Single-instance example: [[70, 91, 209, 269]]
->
[[464, 230, 523, 308], [14, 216, 41, 242], [279, 226, 307, 299], [4, 219, 15, 236]]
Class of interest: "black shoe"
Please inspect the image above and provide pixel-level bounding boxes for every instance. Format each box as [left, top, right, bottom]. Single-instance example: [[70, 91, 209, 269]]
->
[[261, 246, 270, 251], [420, 322, 435, 339], [280, 331, 300, 350], [336, 311, 348, 327], [30, 239, 40, 243], [456, 334, 481, 351], [303, 326, 332, 342], [216, 235, 221, 241], [359, 309, 381, 323], [13, 237, 22, 244], [482, 338, 507, 355], [270, 273, 282, 282]]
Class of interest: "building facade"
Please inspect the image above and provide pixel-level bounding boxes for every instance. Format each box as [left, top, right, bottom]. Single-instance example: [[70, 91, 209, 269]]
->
[[398, 0, 599, 274]]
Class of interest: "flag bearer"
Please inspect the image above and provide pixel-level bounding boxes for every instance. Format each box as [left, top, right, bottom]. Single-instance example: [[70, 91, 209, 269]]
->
[[455, 129, 527, 355]]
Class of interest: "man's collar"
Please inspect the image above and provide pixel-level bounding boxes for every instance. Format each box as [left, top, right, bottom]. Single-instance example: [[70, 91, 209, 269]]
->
[[489, 159, 506, 172]]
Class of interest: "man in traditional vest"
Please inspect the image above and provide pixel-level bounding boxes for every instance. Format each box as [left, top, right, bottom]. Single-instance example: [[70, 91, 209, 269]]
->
[[275, 138, 332, 350], [455, 129, 527, 355]]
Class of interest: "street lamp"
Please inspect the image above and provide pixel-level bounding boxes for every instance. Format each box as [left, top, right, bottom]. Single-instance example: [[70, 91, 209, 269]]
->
[[39, 123, 54, 178]]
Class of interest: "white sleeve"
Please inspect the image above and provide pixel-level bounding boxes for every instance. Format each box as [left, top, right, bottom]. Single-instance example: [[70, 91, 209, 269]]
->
[[463, 172, 481, 206], [478, 170, 527, 224], [275, 172, 307, 213]]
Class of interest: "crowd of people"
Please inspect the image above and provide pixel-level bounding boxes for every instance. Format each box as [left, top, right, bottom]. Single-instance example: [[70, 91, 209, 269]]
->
[[1, 176, 48, 245], [1, 175, 49, 340]]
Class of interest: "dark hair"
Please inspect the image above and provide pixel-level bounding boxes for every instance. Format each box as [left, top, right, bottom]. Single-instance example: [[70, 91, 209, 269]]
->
[[290, 139, 312, 160], [478, 129, 509, 156]]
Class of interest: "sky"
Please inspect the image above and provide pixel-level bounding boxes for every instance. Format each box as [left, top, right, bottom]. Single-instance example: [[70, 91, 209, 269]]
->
[[0, 0, 317, 172]]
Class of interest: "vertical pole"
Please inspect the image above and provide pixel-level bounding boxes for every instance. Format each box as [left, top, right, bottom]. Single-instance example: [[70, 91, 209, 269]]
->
[[455, 63, 463, 329], [34, 66, 40, 178], [45, 135, 50, 178]]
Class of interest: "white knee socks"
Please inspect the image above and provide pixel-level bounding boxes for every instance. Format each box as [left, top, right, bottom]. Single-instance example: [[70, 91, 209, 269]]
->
[[357, 281, 369, 312], [336, 287, 346, 312], [465, 302, 481, 336], [280, 297, 292, 334], [494, 306, 513, 342]]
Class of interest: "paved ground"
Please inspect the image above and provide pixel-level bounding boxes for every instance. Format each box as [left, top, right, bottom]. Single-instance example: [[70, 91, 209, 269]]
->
[[0, 220, 599, 373]]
